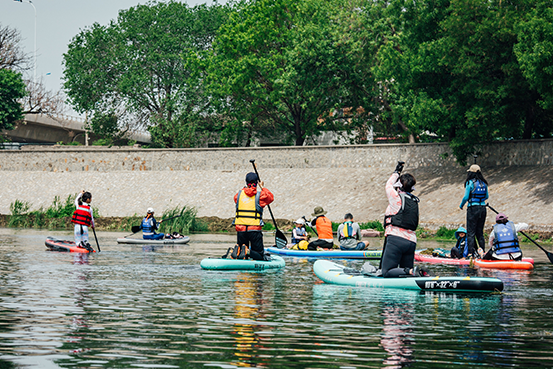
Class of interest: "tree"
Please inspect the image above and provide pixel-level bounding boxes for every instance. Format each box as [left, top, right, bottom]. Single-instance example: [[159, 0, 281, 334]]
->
[[63, 1, 228, 148], [0, 68, 26, 130], [209, 0, 352, 146]]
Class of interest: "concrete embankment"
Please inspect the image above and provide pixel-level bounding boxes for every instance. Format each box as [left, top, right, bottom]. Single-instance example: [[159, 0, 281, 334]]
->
[[0, 139, 552, 231]]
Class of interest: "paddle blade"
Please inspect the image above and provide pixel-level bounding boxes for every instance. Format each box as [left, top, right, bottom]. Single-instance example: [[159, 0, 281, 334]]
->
[[275, 230, 287, 249], [131, 225, 141, 233]]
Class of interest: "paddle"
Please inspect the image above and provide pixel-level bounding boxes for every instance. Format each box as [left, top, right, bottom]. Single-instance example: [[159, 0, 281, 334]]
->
[[92, 227, 100, 252], [302, 216, 318, 236], [250, 159, 288, 249], [487, 204, 553, 264]]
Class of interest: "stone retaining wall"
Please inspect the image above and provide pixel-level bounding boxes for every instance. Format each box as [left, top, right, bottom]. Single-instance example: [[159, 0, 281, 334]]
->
[[0, 139, 552, 230]]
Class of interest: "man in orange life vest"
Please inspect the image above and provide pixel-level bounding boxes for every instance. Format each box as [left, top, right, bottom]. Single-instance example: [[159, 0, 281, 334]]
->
[[232, 172, 274, 260], [307, 206, 334, 250], [71, 190, 94, 249]]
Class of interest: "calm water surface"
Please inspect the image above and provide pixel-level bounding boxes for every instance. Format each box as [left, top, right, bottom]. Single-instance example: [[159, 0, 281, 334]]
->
[[1, 228, 552, 368]]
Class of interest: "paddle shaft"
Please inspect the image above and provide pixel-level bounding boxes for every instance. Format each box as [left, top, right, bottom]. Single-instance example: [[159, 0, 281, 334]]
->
[[487, 204, 553, 262], [249, 161, 281, 232], [302, 216, 318, 236], [92, 227, 100, 252]]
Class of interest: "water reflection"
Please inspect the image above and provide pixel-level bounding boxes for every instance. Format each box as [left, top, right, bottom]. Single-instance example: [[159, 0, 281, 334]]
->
[[380, 302, 413, 368]]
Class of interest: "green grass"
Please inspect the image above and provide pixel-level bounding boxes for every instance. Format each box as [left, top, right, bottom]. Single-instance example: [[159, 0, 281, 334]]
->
[[262, 222, 275, 231], [359, 220, 384, 232], [159, 205, 208, 235], [435, 226, 456, 239]]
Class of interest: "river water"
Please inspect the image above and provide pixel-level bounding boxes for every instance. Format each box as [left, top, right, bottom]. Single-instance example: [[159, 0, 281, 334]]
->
[[1, 228, 552, 369]]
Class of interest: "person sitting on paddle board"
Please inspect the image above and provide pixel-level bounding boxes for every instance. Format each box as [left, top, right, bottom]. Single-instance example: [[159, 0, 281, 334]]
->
[[232, 172, 274, 260], [450, 226, 468, 259], [306, 207, 334, 250], [484, 213, 528, 261], [141, 208, 165, 240], [71, 190, 94, 250], [290, 218, 309, 249], [338, 213, 369, 251], [460, 164, 488, 258], [374, 162, 428, 278]]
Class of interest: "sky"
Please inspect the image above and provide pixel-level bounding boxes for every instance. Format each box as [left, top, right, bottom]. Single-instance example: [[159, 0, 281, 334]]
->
[[0, 0, 212, 116]]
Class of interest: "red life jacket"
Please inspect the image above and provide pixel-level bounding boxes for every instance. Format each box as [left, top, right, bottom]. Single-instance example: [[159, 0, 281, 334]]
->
[[71, 204, 92, 226]]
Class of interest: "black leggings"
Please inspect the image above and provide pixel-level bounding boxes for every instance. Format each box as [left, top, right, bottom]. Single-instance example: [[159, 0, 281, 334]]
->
[[381, 235, 416, 278], [237, 231, 265, 261], [307, 239, 334, 250], [466, 205, 486, 255]]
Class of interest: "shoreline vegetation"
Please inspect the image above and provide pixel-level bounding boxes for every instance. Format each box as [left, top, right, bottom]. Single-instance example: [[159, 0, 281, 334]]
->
[[1, 197, 551, 243]]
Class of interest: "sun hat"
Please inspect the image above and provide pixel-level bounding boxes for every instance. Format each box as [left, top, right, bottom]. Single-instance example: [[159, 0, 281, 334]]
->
[[147, 207, 154, 213], [311, 206, 327, 217], [467, 164, 481, 172], [294, 218, 305, 225]]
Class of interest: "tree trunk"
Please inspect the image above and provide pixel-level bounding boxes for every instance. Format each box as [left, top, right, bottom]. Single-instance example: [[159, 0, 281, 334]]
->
[[398, 119, 415, 143], [523, 104, 535, 139]]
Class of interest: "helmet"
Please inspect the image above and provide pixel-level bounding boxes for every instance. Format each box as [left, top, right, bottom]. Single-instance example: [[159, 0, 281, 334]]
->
[[147, 207, 154, 214]]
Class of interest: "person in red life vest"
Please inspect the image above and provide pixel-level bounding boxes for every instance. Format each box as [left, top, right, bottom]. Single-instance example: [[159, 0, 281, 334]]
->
[[307, 207, 334, 250], [71, 190, 94, 249], [231, 172, 274, 260]]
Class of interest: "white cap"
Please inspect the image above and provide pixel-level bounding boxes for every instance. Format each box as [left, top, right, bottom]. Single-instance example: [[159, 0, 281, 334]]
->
[[294, 218, 305, 225], [147, 207, 154, 214]]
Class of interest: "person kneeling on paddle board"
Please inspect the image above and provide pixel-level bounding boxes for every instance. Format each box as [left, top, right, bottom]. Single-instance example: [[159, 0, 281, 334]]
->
[[231, 172, 274, 260], [306, 207, 334, 250], [71, 190, 94, 251], [484, 213, 528, 261], [370, 162, 428, 278], [338, 213, 369, 251], [450, 227, 468, 259], [141, 208, 165, 240]]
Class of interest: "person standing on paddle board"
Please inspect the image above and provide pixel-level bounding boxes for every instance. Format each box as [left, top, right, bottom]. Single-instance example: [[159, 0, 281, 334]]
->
[[141, 208, 164, 240], [459, 164, 488, 258], [484, 213, 528, 261], [71, 190, 94, 250], [232, 172, 274, 260], [377, 162, 428, 278]]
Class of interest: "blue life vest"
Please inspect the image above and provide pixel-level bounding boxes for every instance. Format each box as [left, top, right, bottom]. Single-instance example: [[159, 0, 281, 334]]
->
[[141, 217, 158, 236], [457, 238, 468, 258], [468, 179, 487, 204], [493, 221, 520, 255], [292, 227, 307, 244]]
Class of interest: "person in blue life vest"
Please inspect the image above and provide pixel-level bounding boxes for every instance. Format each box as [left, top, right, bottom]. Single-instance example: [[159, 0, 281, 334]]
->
[[337, 213, 369, 250], [483, 213, 528, 261], [71, 190, 94, 250], [450, 226, 468, 259], [459, 164, 489, 258], [231, 172, 274, 260], [141, 208, 164, 240], [290, 218, 309, 249]]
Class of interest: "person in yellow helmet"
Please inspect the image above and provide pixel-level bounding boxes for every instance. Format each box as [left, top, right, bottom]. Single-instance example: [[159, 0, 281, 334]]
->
[[231, 172, 274, 260]]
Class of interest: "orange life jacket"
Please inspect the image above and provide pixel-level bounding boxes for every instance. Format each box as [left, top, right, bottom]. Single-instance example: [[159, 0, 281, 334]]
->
[[71, 204, 92, 226], [315, 216, 333, 239]]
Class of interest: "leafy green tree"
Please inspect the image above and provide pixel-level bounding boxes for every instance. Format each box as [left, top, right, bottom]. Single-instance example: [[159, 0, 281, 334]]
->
[[63, 1, 228, 148], [0, 68, 26, 130], [209, 0, 351, 146]]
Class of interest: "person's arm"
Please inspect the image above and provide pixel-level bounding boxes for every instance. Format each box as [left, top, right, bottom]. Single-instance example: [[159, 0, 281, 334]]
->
[[514, 223, 529, 232], [488, 229, 495, 248], [153, 218, 159, 230], [337, 224, 344, 241], [354, 223, 361, 240], [259, 188, 274, 207], [75, 192, 83, 207], [460, 182, 473, 209], [385, 172, 400, 207]]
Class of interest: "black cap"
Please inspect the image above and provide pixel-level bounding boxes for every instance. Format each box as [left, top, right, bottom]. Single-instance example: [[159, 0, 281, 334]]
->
[[245, 172, 258, 183]]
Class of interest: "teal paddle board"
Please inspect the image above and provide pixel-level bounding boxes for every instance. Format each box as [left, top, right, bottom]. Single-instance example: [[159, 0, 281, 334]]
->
[[313, 260, 503, 293], [266, 247, 382, 259], [200, 255, 285, 271]]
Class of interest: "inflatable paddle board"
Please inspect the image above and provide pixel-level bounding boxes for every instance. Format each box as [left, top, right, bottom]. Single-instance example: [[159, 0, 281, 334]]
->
[[200, 255, 285, 271], [45, 237, 95, 253], [116, 236, 190, 245], [415, 251, 534, 270], [266, 247, 382, 259], [313, 259, 504, 293]]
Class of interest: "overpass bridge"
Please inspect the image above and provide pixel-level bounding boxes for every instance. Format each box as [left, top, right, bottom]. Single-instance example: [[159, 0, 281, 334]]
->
[[2, 114, 151, 147]]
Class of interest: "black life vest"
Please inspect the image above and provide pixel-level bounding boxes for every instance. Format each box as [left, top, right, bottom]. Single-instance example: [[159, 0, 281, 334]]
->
[[384, 192, 420, 231]]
